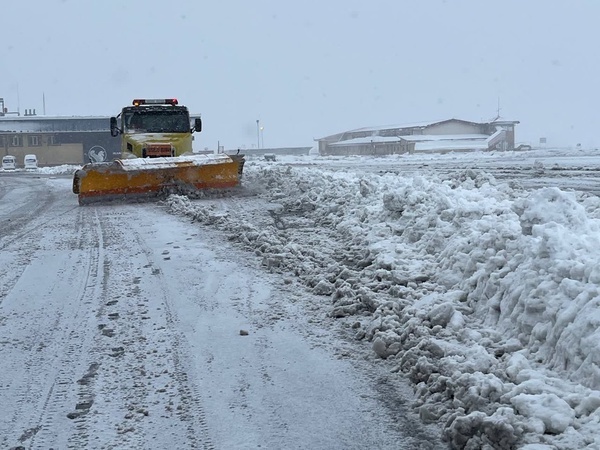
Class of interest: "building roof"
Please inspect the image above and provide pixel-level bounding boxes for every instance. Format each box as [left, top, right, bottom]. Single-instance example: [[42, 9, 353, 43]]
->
[[0, 115, 110, 132], [329, 133, 491, 147], [329, 136, 406, 146], [0, 113, 201, 133], [318, 118, 519, 142], [399, 134, 490, 142], [346, 119, 451, 133], [0, 115, 109, 121]]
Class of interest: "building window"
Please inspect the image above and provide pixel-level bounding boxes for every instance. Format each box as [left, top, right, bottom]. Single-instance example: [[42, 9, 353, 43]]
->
[[11, 135, 23, 147], [28, 135, 41, 147], [47, 134, 59, 146]]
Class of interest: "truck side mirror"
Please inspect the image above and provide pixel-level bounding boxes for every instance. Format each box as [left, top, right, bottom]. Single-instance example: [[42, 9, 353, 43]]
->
[[194, 118, 202, 133], [110, 117, 119, 137]]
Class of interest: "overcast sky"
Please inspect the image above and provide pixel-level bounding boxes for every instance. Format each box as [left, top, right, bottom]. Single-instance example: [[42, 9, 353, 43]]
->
[[2, 0, 599, 150]]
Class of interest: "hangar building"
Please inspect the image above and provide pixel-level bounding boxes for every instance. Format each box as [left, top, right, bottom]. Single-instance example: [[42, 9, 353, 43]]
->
[[316, 118, 520, 156]]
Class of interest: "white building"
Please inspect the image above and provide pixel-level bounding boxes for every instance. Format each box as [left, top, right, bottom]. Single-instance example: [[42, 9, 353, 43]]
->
[[316, 118, 520, 156]]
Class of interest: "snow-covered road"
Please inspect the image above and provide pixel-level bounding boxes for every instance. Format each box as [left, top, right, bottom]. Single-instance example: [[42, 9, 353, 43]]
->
[[3, 147, 600, 449], [0, 173, 440, 449]]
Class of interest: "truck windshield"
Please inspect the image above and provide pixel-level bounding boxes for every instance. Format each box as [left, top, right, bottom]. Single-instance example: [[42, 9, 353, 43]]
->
[[123, 110, 190, 133]]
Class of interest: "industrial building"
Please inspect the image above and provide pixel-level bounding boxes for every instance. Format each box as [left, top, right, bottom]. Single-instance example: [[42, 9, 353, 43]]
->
[[316, 118, 520, 156], [0, 112, 120, 166]]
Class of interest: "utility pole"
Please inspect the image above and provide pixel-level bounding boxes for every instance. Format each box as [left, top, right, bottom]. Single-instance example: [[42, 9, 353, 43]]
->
[[256, 119, 260, 149], [260, 125, 264, 148], [497, 97, 501, 118]]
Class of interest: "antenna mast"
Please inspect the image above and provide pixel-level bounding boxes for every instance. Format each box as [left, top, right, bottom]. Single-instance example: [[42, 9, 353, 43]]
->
[[495, 97, 501, 121], [16, 83, 20, 116]]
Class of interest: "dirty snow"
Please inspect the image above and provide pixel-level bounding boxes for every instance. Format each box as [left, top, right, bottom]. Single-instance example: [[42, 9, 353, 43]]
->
[[2, 147, 600, 448], [161, 148, 600, 449]]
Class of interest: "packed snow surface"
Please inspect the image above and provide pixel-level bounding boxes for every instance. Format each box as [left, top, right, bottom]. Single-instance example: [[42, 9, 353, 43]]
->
[[3, 147, 600, 448], [161, 148, 600, 449]]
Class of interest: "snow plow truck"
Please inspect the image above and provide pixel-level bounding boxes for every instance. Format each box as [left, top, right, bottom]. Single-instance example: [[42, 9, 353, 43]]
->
[[72, 98, 245, 205]]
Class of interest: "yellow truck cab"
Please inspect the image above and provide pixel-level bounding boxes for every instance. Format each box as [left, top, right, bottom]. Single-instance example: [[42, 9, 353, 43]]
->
[[110, 98, 202, 159]]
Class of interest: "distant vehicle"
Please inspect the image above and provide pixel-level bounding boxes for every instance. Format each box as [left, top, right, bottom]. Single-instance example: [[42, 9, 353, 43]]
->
[[515, 144, 533, 151], [264, 153, 277, 161], [24, 154, 38, 170], [2, 155, 17, 170]]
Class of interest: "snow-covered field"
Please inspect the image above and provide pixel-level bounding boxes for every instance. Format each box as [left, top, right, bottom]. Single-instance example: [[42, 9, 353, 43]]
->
[[161, 148, 600, 449], [2, 147, 600, 449]]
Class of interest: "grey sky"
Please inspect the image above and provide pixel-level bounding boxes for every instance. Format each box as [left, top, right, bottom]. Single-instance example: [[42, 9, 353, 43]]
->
[[2, 0, 599, 149]]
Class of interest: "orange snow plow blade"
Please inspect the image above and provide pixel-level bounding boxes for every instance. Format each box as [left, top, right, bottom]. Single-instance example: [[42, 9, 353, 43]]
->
[[73, 154, 244, 205]]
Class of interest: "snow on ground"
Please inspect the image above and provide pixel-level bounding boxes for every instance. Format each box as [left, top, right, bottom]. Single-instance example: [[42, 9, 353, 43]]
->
[[0, 164, 80, 175], [162, 150, 600, 449], [37, 164, 81, 175], [1, 174, 444, 449]]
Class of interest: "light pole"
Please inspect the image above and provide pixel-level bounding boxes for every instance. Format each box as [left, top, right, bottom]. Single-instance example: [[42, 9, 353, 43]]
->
[[256, 119, 260, 149], [260, 125, 264, 149]]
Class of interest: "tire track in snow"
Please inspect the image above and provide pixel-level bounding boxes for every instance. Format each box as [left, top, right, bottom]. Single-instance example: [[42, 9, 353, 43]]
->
[[26, 207, 106, 449], [130, 225, 216, 449], [0, 186, 51, 307], [61, 207, 156, 450], [0, 176, 65, 251], [0, 178, 79, 310], [57, 205, 216, 449], [1, 206, 106, 449]]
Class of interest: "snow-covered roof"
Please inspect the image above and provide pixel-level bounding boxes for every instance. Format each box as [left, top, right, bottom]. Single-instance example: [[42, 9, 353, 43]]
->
[[329, 134, 490, 147], [346, 119, 450, 133], [0, 115, 109, 121], [400, 134, 489, 142], [319, 118, 520, 142], [0, 114, 200, 133], [329, 136, 405, 146], [0, 115, 110, 132]]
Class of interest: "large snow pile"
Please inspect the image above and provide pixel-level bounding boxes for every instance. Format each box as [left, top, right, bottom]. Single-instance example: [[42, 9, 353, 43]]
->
[[164, 160, 600, 449]]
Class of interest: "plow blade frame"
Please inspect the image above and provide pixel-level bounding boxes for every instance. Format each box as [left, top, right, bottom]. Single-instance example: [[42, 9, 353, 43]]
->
[[73, 154, 244, 205]]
